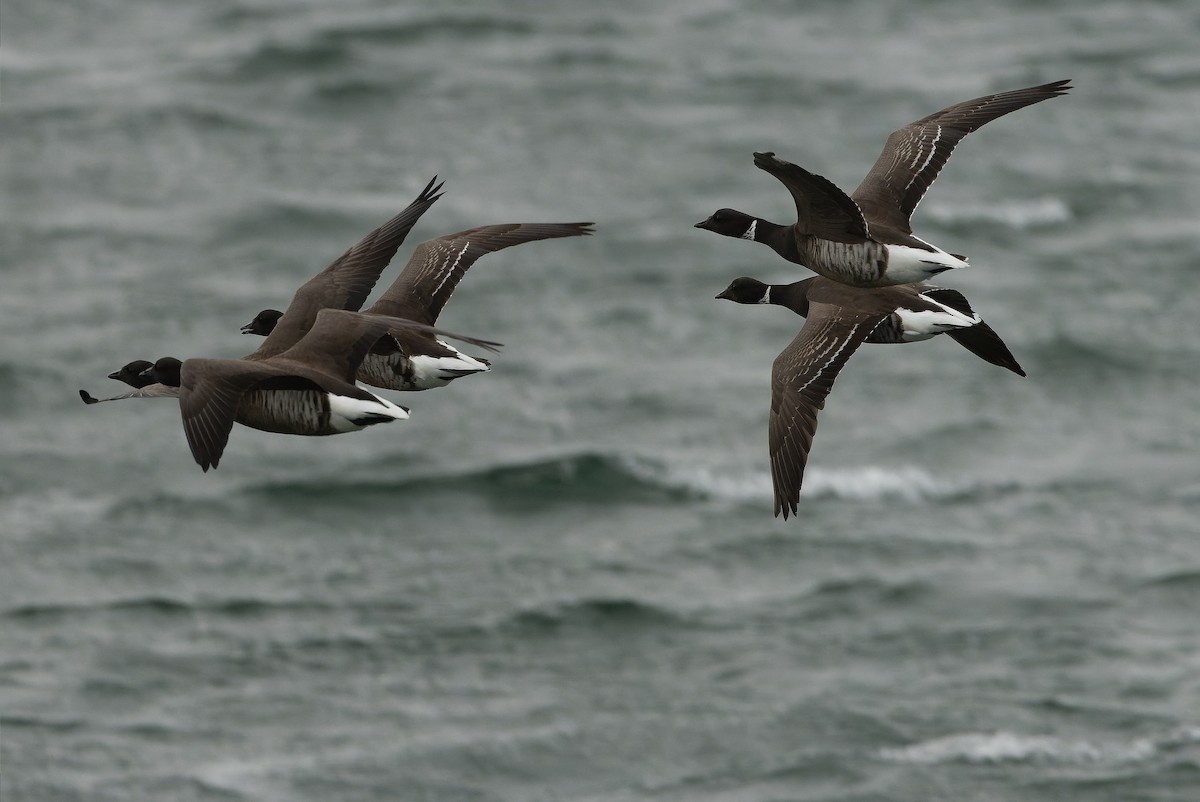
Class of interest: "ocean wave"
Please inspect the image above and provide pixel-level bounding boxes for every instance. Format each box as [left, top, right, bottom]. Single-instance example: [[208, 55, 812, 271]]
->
[[0, 489, 114, 542], [1136, 569, 1200, 593], [501, 596, 685, 633], [644, 460, 981, 505], [244, 451, 692, 507], [1023, 332, 1191, 381], [221, 14, 535, 80], [923, 196, 1072, 230], [242, 451, 985, 511], [317, 14, 536, 45], [3, 595, 332, 621], [879, 729, 1178, 766]]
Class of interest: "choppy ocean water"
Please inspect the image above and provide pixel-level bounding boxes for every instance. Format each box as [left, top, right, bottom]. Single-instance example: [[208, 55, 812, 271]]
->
[[2, 1, 1199, 800]]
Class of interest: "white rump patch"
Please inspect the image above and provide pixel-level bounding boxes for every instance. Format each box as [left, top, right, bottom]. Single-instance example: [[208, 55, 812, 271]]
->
[[885, 243, 968, 284], [326, 391, 409, 433], [894, 307, 974, 338], [407, 341, 490, 390]]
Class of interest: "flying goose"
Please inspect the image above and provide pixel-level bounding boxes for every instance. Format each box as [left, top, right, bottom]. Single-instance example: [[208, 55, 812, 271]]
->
[[242, 222, 595, 390], [715, 276, 1021, 518], [143, 309, 501, 471], [696, 80, 1071, 287]]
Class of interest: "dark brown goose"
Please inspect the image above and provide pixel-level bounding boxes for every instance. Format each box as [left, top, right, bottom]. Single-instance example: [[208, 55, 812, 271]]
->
[[715, 276, 1017, 519], [243, 222, 595, 390], [246, 175, 444, 360], [80, 177, 444, 405], [696, 80, 1071, 287], [717, 276, 1024, 375], [143, 309, 501, 471]]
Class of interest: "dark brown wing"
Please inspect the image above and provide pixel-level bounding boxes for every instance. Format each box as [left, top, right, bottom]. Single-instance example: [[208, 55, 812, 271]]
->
[[251, 176, 444, 359], [365, 222, 594, 324], [272, 308, 502, 383], [851, 80, 1071, 235], [752, 152, 869, 243], [178, 359, 273, 472], [917, 288, 1025, 376], [768, 304, 886, 519]]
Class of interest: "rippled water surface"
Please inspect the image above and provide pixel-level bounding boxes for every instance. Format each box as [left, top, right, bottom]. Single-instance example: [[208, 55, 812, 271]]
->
[[3, 1, 1199, 800]]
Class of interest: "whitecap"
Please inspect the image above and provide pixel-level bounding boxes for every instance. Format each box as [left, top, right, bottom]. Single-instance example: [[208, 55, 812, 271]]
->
[[0, 490, 114, 542], [803, 466, 973, 502], [879, 730, 1158, 765], [924, 196, 1072, 229], [633, 458, 975, 505]]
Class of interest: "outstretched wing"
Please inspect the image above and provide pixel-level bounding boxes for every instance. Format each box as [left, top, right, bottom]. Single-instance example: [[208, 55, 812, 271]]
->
[[251, 175, 444, 359], [273, 308, 503, 384], [768, 304, 885, 519], [752, 152, 869, 244], [366, 222, 594, 324], [851, 80, 1071, 234], [177, 359, 268, 472], [919, 287, 1026, 376]]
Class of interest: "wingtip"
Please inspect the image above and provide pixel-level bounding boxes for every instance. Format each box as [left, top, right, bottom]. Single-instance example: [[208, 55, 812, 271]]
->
[[79, 389, 99, 405], [419, 174, 446, 203], [774, 494, 799, 521], [475, 337, 504, 354]]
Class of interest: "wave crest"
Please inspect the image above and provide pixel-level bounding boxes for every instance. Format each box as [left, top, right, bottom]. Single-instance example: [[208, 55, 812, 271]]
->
[[243, 452, 981, 510], [502, 597, 684, 633], [924, 196, 1072, 229], [880, 729, 1163, 765], [641, 460, 978, 505]]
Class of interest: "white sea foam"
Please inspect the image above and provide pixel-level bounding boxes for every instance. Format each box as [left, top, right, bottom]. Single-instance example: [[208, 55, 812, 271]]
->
[[0, 490, 113, 542], [803, 466, 972, 502], [630, 457, 974, 505], [879, 730, 1159, 765], [925, 196, 1072, 229]]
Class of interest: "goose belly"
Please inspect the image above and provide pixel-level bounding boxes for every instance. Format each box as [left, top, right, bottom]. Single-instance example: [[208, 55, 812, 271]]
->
[[800, 238, 890, 287], [236, 389, 407, 436], [359, 345, 489, 391], [867, 315, 936, 344]]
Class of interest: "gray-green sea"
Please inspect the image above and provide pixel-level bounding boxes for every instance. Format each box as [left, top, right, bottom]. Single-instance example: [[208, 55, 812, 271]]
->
[[3, 1, 1199, 800]]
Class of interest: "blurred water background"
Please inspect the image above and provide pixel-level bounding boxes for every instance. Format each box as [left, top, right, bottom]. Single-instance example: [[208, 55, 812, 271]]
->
[[2, 1, 1199, 799]]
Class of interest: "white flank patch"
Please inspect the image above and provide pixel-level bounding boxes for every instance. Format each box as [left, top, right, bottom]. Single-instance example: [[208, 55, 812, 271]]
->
[[407, 341, 490, 389], [884, 243, 968, 283], [894, 307, 975, 337], [326, 391, 408, 433], [741, 219, 757, 240]]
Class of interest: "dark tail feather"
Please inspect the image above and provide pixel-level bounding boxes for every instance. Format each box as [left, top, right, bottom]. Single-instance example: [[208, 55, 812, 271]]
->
[[946, 322, 1026, 376], [921, 287, 975, 317]]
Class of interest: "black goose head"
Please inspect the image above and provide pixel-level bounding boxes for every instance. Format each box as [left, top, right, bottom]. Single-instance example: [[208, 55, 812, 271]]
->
[[716, 276, 770, 304], [241, 309, 284, 336], [108, 359, 156, 388], [139, 357, 183, 388], [695, 208, 760, 241]]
